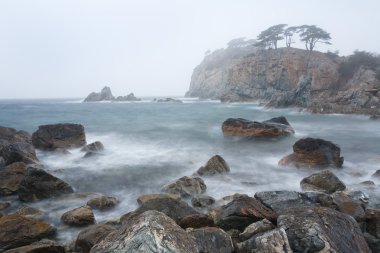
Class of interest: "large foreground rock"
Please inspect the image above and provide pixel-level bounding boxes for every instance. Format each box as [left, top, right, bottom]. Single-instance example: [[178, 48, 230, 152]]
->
[[197, 155, 230, 176], [278, 207, 371, 253], [83, 86, 115, 102], [75, 224, 116, 253], [300, 170, 346, 193], [0, 214, 56, 252], [32, 123, 86, 150], [279, 138, 344, 168], [3, 240, 64, 253], [0, 126, 31, 150], [161, 176, 206, 197], [18, 165, 74, 202], [188, 227, 234, 253], [222, 116, 295, 138], [0, 162, 27, 196], [90, 210, 198, 253], [0, 143, 38, 166]]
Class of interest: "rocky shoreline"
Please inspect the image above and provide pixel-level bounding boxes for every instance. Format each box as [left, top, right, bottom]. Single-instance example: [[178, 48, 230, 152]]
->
[[0, 120, 379, 252]]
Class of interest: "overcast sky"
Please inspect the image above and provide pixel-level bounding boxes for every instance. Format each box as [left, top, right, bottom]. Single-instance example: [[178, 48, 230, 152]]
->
[[0, 0, 379, 99]]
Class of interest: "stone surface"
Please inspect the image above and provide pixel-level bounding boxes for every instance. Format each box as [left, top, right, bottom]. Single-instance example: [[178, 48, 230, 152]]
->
[[15, 205, 44, 219], [0, 143, 38, 166], [84, 86, 115, 102], [86, 196, 118, 211], [115, 93, 141, 101], [161, 176, 206, 197], [81, 141, 104, 153], [0, 214, 56, 252], [32, 123, 86, 150], [222, 116, 295, 138], [90, 210, 198, 253], [279, 138, 344, 168], [156, 98, 183, 103], [3, 240, 65, 253], [300, 170, 346, 193], [75, 224, 116, 253], [0, 162, 27, 196], [136, 193, 181, 205], [0, 202, 11, 210], [197, 155, 230, 176], [0, 126, 31, 151], [191, 194, 215, 208], [372, 169, 380, 179], [331, 191, 365, 221], [61, 205, 95, 226], [18, 165, 74, 202], [239, 218, 275, 241], [364, 208, 380, 239], [278, 207, 371, 253], [178, 213, 215, 229], [188, 227, 234, 253], [253, 228, 293, 253]]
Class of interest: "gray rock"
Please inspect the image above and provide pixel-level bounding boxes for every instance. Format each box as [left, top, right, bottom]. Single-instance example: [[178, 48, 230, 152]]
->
[[61, 205, 95, 227], [372, 169, 380, 179], [188, 227, 234, 253], [0, 162, 27, 196], [162, 176, 206, 197], [0, 156, 5, 168], [331, 191, 365, 221], [115, 93, 141, 101], [81, 141, 104, 153], [75, 224, 116, 253], [0, 126, 31, 151], [0, 143, 38, 166], [84, 86, 115, 102], [156, 98, 182, 103], [300, 170, 346, 193], [254, 228, 293, 253], [191, 194, 215, 208], [90, 210, 198, 253], [197, 155, 230, 176], [86, 196, 119, 211], [239, 219, 275, 241], [3, 239, 64, 253]]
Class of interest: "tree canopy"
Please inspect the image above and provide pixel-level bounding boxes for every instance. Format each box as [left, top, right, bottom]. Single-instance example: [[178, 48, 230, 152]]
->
[[255, 24, 287, 49], [297, 25, 331, 51]]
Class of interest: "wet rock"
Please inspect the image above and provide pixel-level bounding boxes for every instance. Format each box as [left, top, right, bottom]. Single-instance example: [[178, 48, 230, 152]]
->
[[254, 191, 318, 212], [372, 169, 380, 179], [156, 97, 183, 103], [239, 218, 275, 241], [331, 191, 365, 221], [161, 176, 206, 197], [178, 213, 215, 229], [279, 137, 344, 168], [18, 165, 74, 202], [364, 232, 380, 253], [364, 208, 380, 238], [303, 191, 337, 209], [86, 196, 118, 211], [83, 86, 115, 102], [188, 227, 234, 253], [32, 123, 86, 150], [61, 205, 95, 227], [90, 210, 198, 253], [300, 170, 346, 193], [136, 193, 180, 205], [360, 180, 375, 186], [0, 143, 38, 166], [115, 93, 141, 102], [75, 224, 116, 253], [3, 239, 65, 253], [0, 202, 11, 210], [278, 207, 371, 253], [121, 197, 198, 224], [0, 157, 4, 168], [15, 205, 44, 219], [209, 195, 277, 231], [81, 141, 104, 153], [0, 162, 27, 196], [222, 116, 295, 138], [191, 194, 215, 208], [253, 228, 292, 253], [0, 126, 31, 151], [0, 214, 56, 252], [214, 193, 248, 207], [197, 155, 230, 176]]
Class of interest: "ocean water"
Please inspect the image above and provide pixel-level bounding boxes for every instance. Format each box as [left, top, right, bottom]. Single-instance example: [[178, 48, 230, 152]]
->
[[1, 98, 380, 242]]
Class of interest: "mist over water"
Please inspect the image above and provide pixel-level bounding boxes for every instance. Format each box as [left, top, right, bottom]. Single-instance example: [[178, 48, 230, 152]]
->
[[1, 98, 379, 242]]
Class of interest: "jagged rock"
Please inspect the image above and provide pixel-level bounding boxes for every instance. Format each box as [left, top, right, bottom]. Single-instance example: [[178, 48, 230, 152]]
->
[[121, 197, 198, 224], [156, 98, 183, 103], [248, 228, 293, 253], [331, 191, 365, 221], [279, 137, 344, 168], [136, 193, 180, 205], [86, 196, 118, 211], [75, 224, 116, 253], [303, 191, 337, 209], [3, 239, 64, 253], [300, 170, 346, 193], [0, 214, 56, 252], [197, 155, 230, 176], [18, 165, 74, 202], [0, 126, 31, 151], [364, 208, 380, 238], [90, 210, 198, 253], [178, 213, 215, 229], [372, 169, 380, 179], [115, 93, 141, 101], [0, 162, 27, 196], [188, 227, 234, 253], [81, 141, 104, 153], [191, 194, 215, 208], [32, 123, 86, 150], [15, 205, 43, 219], [239, 219, 275, 241], [222, 116, 295, 138], [83, 86, 115, 102], [162, 176, 206, 197], [61, 205, 95, 226], [0, 143, 38, 166], [209, 195, 277, 231], [278, 207, 371, 253]]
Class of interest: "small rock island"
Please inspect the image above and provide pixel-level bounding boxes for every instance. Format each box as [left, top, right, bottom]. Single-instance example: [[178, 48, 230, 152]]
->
[[83, 86, 141, 102]]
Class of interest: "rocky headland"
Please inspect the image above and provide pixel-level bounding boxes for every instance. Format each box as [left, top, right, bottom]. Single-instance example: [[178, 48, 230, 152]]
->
[[83, 86, 141, 102], [186, 47, 380, 115]]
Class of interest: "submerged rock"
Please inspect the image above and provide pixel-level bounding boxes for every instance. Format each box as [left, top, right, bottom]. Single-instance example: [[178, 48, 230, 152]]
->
[[156, 97, 183, 103], [222, 116, 295, 138], [81, 141, 104, 153], [75, 224, 116, 253], [162, 176, 206, 197], [0, 143, 38, 166], [32, 123, 86, 150], [90, 210, 198, 253], [86, 196, 119, 211], [279, 137, 344, 168], [188, 227, 234, 253], [61, 205, 95, 227], [15, 205, 44, 219], [83, 86, 115, 102], [300, 170, 346, 193], [0, 162, 27, 196], [197, 155, 230, 176]]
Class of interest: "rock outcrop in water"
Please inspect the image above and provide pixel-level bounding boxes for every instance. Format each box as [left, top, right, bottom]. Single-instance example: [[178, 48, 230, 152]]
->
[[186, 47, 380, 115], [83, 86, 141, 102]]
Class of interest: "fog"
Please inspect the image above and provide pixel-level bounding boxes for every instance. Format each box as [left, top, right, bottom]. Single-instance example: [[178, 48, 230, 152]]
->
[[0, 0, 379, 99]]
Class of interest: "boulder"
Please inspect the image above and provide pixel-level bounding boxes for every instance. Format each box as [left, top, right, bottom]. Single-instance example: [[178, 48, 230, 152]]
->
[[222, 116, 295, 138], [364, 232, 380, 253], [136, 193, 180, 205], [364, 209, 380, 239], [0, 162, 27, 196], [331, 191, 365, 221], [90, 210, 198, 253], [15, 205, 44, 219], [178, 213, 215, 229], [209, 195, 277, 231], [197, 155, 230, 176], [252, 228, 292, 253], [191, 194, 215, 208], [300, 170, 346, 193], [161, 176, 206, 197], [81, 141, 104, 153], [3, 239, 64, 253], [278, 207, 371, 253], [75, 224, 116, 253], [0, 126, 31, 151], [86, 196, 118, 211], [61, 205, 95, 227], [0, 202, 10, 211], [239, 218, 275, 241], [18, 165, 74, 202], [279, 137, 344, 168], [372, 169, 380, 179], [188, 227, 234, 253], [0, 143, 38, 166], [0, 214, 56, 252], [115, 93, 141, 101], [32, 123, 86, 150], [83, 86, 115, 102]]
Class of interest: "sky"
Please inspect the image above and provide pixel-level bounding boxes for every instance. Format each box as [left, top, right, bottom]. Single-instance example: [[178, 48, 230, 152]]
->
[[0, 0, 379, 99]]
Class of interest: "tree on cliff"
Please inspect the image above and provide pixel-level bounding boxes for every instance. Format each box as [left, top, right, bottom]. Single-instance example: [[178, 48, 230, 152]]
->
[[284, 26, 299, 48], [255, 24, 287, 49], [298, 25, 331, 51]]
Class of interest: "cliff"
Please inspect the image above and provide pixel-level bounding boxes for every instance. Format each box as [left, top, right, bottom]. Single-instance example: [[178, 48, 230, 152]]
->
[[186, 47, 380, 115]]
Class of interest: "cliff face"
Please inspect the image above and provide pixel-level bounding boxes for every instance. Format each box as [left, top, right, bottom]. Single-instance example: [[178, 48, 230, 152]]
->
[[186, 47, 380, 115]]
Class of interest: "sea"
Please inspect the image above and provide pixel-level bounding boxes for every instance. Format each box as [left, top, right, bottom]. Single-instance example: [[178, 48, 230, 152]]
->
[[0, 97, 379, 242]]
